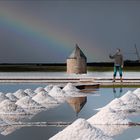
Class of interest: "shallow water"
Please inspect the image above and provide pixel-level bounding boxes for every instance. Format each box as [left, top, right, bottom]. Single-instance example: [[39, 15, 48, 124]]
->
[[0, 83, 139, 140]]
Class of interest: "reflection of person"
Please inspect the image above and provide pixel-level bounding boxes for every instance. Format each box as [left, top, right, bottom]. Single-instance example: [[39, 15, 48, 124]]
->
[[109, 48, 123, 82], [113, 86, 123, 98]]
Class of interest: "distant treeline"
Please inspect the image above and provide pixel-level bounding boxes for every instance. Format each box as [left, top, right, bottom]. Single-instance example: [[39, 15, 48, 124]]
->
[[0, 60, 139, 67]]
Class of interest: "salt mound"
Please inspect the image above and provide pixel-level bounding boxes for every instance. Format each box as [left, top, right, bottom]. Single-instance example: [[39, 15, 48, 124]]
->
[[34, 87, 45, 93], [0, 92, 8, 102], [6, 93, 18, 102], [13, 89, 28, 99], [93, 124, 129, 137], [133, 88, 140, 99], [63, 83, 79, 92], [49, 118, 113, 140], [24, 89, 36, 97], [16, 96, 41, 109], [44, 85, 54, 92], [32, 91, 58, 106], [87, 108, 130, 125], [48, 86, 65, 97], [120, 90, 140, 105], [0, 99, 17, 113], [102, 98, 125, 111]]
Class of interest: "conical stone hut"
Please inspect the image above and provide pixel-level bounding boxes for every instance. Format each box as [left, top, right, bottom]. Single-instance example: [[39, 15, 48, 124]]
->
[[67, 44, 87, 74]]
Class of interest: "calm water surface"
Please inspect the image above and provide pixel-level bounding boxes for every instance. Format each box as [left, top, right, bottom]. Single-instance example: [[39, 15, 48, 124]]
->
[[0, 83, 139, 140]]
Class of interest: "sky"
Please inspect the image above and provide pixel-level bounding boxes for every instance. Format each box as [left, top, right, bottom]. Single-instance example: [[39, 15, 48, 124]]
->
[[0, 0, 140, 63]]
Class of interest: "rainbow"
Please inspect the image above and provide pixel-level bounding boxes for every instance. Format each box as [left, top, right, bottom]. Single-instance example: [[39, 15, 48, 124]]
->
[[0, 6, 99, 62]]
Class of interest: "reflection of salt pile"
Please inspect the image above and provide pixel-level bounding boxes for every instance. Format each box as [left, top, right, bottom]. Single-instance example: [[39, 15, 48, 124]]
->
[[13, 89, 28, 99], [6, 93, 18, 102], [24, 89, 36, 97], [44, 85, 54, 92], [0, 99, 17, 113], [34, 87, 45, 93], [50, 118, 113, 140], [0, 93, 8, 102], [32, 91, 58, 108], [88, 108, 130, 125], [120, 90, 140, 105], [133, 88, 140, 98]]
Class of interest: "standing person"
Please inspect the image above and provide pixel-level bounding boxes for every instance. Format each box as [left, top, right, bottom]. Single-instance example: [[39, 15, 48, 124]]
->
[[109, 48, 123, 82]]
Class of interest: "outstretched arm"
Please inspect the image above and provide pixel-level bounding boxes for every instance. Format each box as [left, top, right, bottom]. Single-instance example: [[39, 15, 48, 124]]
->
[[109, 54, 115, 59]]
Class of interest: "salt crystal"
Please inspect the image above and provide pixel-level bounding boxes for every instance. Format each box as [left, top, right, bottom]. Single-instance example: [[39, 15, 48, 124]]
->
[[0, 99, 17, 113], [133, 88, 140, 99], [13, 89, 28, 99], [24, 89, 36, 97], [63, 83, 79, 92], [32, 91, 58, 108], [6, 93, 18, 102], [34, 87, 45, 93], [101, 98, 125, 111], [44, 85, 54, 92], [87, 108, 130, 125], [50, 118, 113, 140], [0, 92, 8, 102], [120, 90, 140, 105], [16, 96, 41, 109], [48, 86, 65, 97]]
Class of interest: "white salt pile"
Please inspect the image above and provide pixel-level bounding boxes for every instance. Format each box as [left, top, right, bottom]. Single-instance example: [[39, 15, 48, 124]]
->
[[32, 91, 58, 108], [13, 89, 28, 99], [63, 83, 79, 92], [98, 98, 125, 111], [44, 85, 54, 92], [34, 87, 45, 93], [49, 118, 113, 140], [48, 86, 65, 97], [133, 88, 140, 99], [16, 96, 41, 109], [0, 99, 17, 113], [120, 90, 140, 105], [24, 89, 36, 97], [87, 108, 130, 125], [0, 92, 8, 102], [93, 124, 129, 137], [6, 93, 18, 102]]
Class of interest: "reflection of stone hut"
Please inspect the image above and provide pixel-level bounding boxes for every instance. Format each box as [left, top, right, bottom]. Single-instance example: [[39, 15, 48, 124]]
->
[[66, 97, 87, 115], [67, 44, 87, 74]]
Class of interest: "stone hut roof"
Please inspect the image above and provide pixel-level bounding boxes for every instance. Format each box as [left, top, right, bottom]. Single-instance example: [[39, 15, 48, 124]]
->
[[68, 44, 87, 60]]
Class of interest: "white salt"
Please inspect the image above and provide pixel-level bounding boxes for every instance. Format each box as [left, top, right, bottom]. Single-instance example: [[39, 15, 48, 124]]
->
[[49, 118, 113, 140], [63, 83, 79, 92], [32, 91, 58, 108], [87, 108, 130, 125], [0, 92, 8, 102], [6, 93, 18, 102], [48, 86, 65, 97], [16, 96, 41, 109], [100, 98, 125, 111], [133, 88, 140, 99], [13, 89, 28, 99], [24, 89, 36, 97], [0, 99, 17, 113], [34, 87, 45, 93], [120, 90, 140, 105], [44, 85, 54, 92], [93, 124, 129, 137]]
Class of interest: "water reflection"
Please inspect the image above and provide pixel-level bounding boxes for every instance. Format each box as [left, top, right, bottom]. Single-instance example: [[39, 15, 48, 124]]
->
[[113, 85, 123, 98], [66, 96, 87, 116]]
